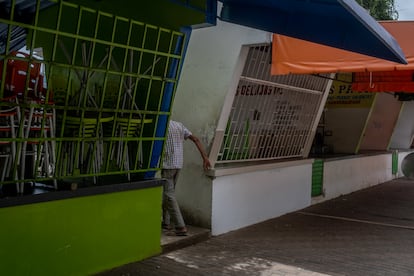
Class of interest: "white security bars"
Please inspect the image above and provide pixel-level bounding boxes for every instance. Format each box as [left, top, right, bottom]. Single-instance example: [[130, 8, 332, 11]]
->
[[215, 45, 332, 164]]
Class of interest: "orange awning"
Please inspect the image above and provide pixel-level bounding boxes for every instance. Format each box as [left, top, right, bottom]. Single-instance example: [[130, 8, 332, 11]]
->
[[271, 21, 414, 76]]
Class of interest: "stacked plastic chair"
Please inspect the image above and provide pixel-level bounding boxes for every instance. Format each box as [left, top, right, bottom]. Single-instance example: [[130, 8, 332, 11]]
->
[[61, 112, 113, 184], [0, 95, 20, 192], [19, 97, 56, 193], [3, 51, 56, 194], [111, 116, 152, 181]]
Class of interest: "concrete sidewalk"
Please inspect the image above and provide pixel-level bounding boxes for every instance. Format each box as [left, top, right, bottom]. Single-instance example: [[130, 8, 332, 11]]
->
[[99, 178, 414, 276], [161, 225, 211, 254]]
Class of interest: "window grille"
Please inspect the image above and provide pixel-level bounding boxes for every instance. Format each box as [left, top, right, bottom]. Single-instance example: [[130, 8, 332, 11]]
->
[[0, 0, 185, 191], [215, 45, 332, 163]]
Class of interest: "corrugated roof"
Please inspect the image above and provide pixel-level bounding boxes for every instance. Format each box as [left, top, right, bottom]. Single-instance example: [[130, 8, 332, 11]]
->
[[0, 0, 55, 53]]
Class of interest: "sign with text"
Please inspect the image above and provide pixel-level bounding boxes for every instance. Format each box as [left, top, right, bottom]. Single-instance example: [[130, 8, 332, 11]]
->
[[327, 73, 375, 108]]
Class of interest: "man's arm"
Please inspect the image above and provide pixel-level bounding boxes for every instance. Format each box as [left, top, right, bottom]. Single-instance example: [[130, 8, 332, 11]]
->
[[188, 134, 211, 171]]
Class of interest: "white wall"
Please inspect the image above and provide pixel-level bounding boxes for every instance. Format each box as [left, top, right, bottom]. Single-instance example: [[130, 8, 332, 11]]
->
[[211, 163, 312, 236], [321, 154, 393, 201], [359, 93, 402, 151], [324, 108, 370, 153], [168, 11, 412, 233], [208, 152, 412, 235], [390, 101, 414, 150], [171, 20, 270, 227]]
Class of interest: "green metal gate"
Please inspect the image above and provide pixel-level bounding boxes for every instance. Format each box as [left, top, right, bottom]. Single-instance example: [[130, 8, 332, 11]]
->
[[0, 0, 185, 192]]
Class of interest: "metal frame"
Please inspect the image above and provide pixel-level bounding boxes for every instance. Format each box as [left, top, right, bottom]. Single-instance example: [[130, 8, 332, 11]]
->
[[0, 0, 185, 188], [211, 44, 333, 164]]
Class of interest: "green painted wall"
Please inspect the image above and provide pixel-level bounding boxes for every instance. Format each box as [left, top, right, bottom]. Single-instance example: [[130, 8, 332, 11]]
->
[[0, 186, 162, 275]]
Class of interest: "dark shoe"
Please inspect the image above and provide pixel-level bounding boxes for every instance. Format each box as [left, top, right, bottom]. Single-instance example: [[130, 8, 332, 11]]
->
[[175, 227, 188, 236], [162, 223, 173, 231]]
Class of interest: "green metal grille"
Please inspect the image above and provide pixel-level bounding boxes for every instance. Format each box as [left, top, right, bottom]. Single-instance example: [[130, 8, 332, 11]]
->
[[311, 159, 324, 197], [392, 150, 398, 175], [0, 0, 185, 191]]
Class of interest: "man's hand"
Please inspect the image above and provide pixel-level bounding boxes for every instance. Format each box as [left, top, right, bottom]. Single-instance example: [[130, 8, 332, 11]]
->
[[189, 134, 212, 171], [203, 157, 212, 171]]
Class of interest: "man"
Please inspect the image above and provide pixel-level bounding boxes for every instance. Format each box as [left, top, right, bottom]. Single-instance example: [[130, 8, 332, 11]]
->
[[162, 120, 211, 236]]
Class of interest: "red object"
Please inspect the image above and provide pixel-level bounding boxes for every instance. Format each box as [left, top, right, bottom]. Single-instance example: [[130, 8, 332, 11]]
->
[[352, 70, 414, 92], [0, 51, 45, 99]]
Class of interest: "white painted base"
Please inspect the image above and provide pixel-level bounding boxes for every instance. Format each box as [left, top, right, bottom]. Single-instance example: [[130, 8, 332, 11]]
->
[[210, 151, 414, 236], [211, 162, 312, 236]]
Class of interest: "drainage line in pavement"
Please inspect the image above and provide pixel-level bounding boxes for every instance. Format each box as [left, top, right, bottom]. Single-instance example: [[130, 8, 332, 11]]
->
[[298, 211, 414, 231]]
